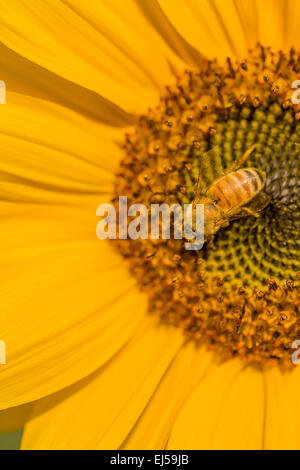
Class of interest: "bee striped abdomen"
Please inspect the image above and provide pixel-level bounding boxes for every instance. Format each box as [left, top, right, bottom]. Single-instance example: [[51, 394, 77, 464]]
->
[[208, 168, 265, 211]]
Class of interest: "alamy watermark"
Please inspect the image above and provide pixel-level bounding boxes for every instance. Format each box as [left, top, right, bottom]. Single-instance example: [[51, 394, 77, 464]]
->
[[0, 341, 6, 364], [292, 80, 300, 104], [291, 340, 300, 365], [96, 196, 204, 250], [0, 80, 6, 104]]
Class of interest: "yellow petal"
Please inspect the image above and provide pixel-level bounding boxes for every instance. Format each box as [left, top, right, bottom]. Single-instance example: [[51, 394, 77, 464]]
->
[[263, 366, 300, 450], [207, 0, 249, 58], [207, 366, 264, 449], [167, 360, 264, 450], [0, 203, 147, 409], [0, 0, 178, 114], [122, 344, 214, 449], [284, 0, 300, 50], [0, 403, 33, 433], [0, 41, 134, 126], [159, 0, 294, 61], [255, 0, 286, 50], [232, 0, 259, 49], [136, 0, 204, 69], [0, 202, 105, 277], [0, 92, 126, 204], [158, 0, 248, 62], [21, 318, 184, 450], [65, 0, 186, 86]]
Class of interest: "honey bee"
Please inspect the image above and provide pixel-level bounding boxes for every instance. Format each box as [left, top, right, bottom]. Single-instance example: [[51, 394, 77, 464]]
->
[[192, 145, 270, 246]]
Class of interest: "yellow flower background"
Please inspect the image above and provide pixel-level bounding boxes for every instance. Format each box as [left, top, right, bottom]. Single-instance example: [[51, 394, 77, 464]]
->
[[0, 0, 299, 450]]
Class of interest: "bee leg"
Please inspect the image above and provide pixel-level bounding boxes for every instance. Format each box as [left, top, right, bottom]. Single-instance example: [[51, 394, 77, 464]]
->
[[225, 144, 258, 174], [206, 236, 216, 249], [239, 207, 259, 217]]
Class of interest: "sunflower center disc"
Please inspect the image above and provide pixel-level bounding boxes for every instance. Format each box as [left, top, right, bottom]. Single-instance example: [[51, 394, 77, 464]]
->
[[115, 45, 300, 369]]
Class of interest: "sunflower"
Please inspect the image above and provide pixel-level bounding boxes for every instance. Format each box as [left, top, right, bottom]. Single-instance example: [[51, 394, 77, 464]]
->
[[0, 0, 299, 450]]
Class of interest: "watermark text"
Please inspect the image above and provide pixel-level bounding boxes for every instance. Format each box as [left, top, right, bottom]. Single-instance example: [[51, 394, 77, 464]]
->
[[96, 196, 204, 250]]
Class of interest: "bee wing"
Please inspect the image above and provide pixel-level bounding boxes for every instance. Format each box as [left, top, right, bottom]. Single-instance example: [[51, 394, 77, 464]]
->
[[224, 192, 270, 224], [244, 191, 271, 212], [195, 145, 259, 199], [194, 147, 225, 200]]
